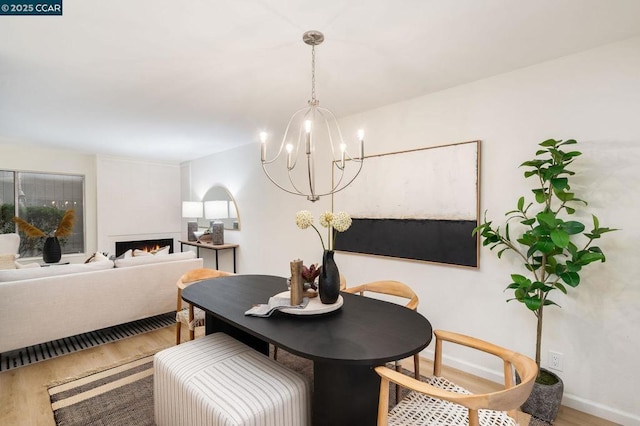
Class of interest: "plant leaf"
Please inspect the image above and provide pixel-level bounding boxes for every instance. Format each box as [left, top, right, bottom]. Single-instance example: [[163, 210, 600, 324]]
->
[[510, 274, 530, 286], [578, 251, 605, 265], [550, 177, 568, 190], [524, 296, 542, 311], [535, 190, 547, 204], [536, 212, 557, 228], [555, 191, 575, 202], [561, 221, 585, 235], [550, 228, 570, 248], [560, 272, 580, 287], [540, 139, 558, 147]]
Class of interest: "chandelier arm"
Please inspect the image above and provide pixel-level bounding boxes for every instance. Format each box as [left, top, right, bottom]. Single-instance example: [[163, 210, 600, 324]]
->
[[342, 153, 364, 162], [315, 159, 365, 198], [286, 167, 318, 200], [307, 146, 316, 200], [262, 106, 309, 164], [330, 165, 346, 192], [286, 125, 304, 171], [261, 163, 307, 197], [316, 106, 347, 158]]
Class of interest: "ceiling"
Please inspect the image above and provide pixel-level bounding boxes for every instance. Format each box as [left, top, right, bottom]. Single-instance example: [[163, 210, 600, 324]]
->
[[2, 0, 640, 163]]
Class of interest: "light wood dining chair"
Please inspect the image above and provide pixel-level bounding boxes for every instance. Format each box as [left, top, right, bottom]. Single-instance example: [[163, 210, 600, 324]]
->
[[375, 329, 538, 426], [175, 268, 232, 345], [342, 280, 420, 403]]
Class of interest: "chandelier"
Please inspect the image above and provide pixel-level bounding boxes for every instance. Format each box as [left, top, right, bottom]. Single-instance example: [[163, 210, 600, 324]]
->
[[260, 30, 364, 202]]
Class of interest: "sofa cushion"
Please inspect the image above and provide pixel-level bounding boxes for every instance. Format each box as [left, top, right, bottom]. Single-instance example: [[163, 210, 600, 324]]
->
[[0, 258, 114, 282], [0, 254, 17, 270], [15, 261, 41, 269], [114, 251, 196, 268], [0, 233, 20, 256]]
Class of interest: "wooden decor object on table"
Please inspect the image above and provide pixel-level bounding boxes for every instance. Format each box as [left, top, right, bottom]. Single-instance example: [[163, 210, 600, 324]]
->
[[197, 233, 213, 244], [289, 259, 304, 305]]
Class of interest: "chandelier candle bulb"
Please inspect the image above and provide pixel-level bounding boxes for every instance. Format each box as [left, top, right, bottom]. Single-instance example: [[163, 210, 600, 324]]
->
[[260, 132, 267, 161], [305, 120, 312, 154], [286, 144, 294, 169], [358, 129, 365, 159]]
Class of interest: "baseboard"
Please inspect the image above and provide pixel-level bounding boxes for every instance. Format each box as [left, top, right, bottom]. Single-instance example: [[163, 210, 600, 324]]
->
[[561, 394, 639, 426], [422, 349, 638, 426]]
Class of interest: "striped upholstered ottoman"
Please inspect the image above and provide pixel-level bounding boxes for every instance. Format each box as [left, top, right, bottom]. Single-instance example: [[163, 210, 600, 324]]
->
[[154, 332, 310, 426]]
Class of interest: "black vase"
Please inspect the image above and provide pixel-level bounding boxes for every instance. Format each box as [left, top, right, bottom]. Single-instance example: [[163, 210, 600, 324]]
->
[[43, 237, 62, 263], [319, 250, 340, 304]]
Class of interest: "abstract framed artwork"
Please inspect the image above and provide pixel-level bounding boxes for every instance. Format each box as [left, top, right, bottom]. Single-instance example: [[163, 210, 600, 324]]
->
[[332, 140, 480, 268]]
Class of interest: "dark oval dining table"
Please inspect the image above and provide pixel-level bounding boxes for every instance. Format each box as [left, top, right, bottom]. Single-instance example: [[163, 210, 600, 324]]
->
[[182, 274, 433, 426]]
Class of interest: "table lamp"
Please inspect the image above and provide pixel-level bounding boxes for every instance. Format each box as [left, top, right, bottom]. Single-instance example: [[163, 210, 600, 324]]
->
[[204, 200, 228, 245], [182, 201, 203, 241]]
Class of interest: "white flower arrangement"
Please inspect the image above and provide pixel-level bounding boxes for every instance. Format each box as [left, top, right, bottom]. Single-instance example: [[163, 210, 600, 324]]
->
[[295, 210, 352, 251]]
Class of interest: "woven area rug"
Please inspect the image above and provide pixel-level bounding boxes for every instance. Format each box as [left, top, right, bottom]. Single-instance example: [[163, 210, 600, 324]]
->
[[49, 355, 155, 426], [1, 312, 175, 372], [48, 347, 547, 426]]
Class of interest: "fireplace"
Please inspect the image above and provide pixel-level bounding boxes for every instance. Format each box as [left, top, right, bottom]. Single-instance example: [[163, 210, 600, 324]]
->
[[115, 238, 174, 257]]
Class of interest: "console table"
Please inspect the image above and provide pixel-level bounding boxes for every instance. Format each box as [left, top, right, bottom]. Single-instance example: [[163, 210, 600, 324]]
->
[[178, 240, 238, 273]]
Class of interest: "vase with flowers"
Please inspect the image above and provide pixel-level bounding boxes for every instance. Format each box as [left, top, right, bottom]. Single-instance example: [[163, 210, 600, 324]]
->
[[295, 210, 352, 304], [301, 263, 320, 291], [12, 209, 75, 263]]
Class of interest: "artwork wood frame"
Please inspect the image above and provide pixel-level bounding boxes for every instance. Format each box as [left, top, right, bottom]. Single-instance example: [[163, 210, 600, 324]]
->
[[332, 140, 480, 268]]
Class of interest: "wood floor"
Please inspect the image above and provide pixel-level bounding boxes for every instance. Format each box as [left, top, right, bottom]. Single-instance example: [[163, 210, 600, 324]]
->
[[0, 325, 618, 426]]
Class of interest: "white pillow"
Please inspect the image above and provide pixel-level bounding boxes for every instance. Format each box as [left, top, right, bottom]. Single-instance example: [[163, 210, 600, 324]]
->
[[86, 251, 110, 263], [93, 251, 110, 262], [153, 245, 170, 256], [114, 251, 196, 268], [0, 254, 16, 270], [15, 261, 41, 269], [133, 249, 153, 257]]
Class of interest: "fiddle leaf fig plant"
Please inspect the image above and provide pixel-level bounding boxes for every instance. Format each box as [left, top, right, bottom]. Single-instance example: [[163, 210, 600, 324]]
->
[[473, 138, 616, 368]]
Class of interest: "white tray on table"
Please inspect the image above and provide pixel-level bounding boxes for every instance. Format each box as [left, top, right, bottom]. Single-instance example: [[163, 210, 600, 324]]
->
[[275, 291, 343, 316]]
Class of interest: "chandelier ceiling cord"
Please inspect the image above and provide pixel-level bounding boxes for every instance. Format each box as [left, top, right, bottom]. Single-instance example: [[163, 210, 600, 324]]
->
[[260, 30, 364, 202]]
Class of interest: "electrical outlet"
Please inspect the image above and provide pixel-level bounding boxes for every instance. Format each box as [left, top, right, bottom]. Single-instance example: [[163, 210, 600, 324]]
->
[[549, 351, 563, 371]]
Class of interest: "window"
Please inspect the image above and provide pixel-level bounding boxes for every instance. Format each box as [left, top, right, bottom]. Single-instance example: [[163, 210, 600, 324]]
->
[[0, 170, 85, 258]]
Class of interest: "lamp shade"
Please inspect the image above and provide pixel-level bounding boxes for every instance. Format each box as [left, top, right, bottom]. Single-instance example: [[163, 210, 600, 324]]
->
[[182, 201, 203, 218], [204, 200, 229, 220]]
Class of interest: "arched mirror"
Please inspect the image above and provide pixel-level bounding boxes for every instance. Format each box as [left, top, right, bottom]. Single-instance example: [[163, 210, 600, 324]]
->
[[197, 185, 240, 231]]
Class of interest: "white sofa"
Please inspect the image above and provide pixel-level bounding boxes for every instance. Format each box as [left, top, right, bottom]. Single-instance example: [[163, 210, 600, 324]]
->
[[0, 251, 203, 353]]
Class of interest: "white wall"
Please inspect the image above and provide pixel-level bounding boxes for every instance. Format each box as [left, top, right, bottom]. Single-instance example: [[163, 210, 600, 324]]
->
[[96, 156, 181, 255], [0, 140, 97, 263], [185, 36, 640, 424]]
